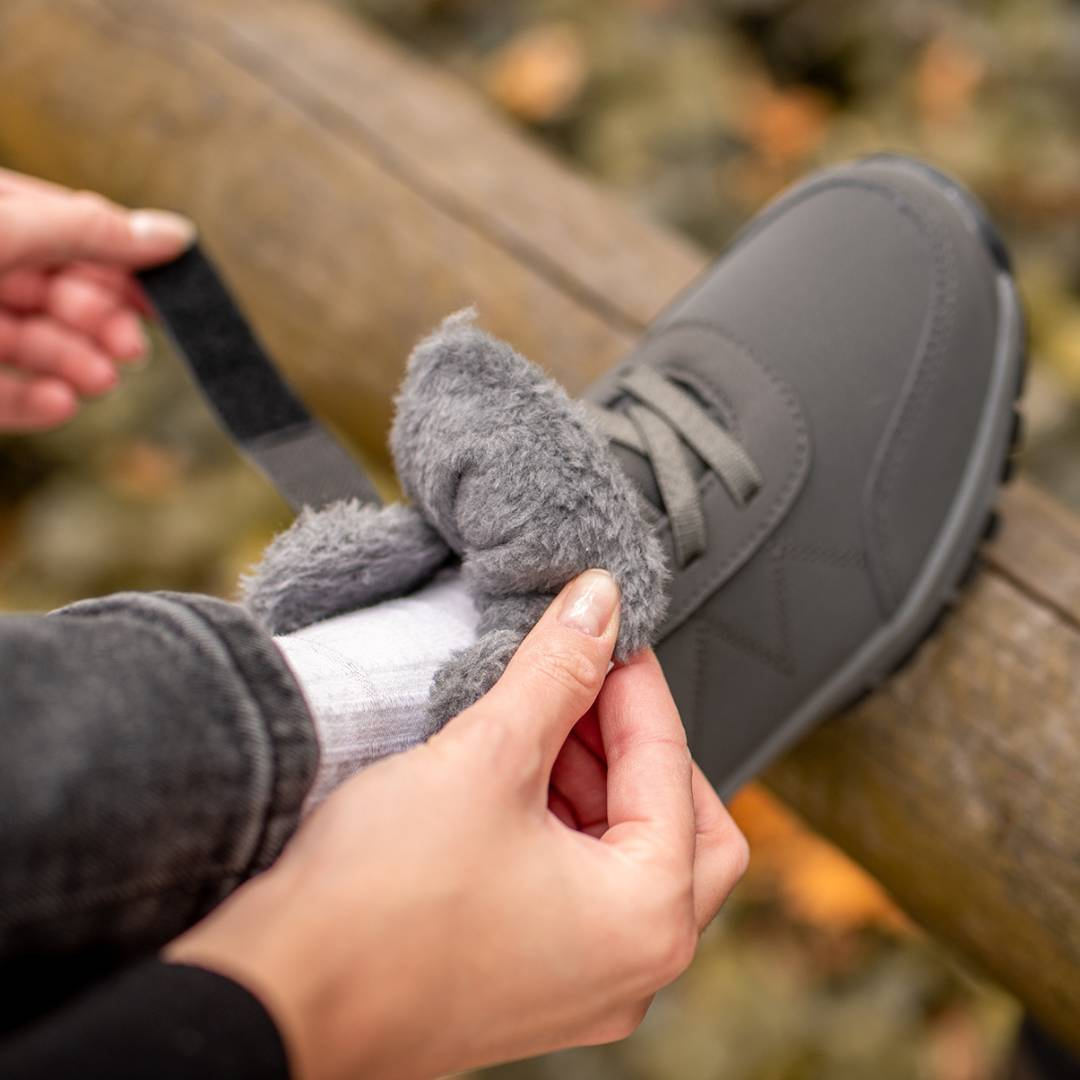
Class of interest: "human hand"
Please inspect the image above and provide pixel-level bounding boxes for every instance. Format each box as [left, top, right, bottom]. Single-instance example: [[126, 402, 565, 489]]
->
[[169, 570, 749, 1080], [0, 168, 194, 431]]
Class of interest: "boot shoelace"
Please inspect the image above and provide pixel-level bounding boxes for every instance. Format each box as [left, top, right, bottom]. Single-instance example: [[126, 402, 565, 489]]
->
[[588, 366, 762, 568]]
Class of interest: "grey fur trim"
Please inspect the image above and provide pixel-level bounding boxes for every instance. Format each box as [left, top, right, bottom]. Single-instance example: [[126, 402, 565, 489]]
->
[[393, 310, 669, 729], [241, 501, 450, 635], [244, 308, 669, 733], [427, 630, 521, 732]]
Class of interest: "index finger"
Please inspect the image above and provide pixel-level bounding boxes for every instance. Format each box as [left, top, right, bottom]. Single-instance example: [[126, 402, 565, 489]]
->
[[598, 649, 695, 869], [0, 191, 194, 274], [0, 168, 71, 200]]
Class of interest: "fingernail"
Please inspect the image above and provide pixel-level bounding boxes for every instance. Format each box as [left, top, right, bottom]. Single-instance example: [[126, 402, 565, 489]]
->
[[130, 209, 197, 250], [558, 569, 619, 637]]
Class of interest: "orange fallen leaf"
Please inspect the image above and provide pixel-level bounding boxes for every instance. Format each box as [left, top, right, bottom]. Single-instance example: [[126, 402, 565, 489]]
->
[[916, 35, 984, 127], [485, 23, 588, 123], [731, 784, 911, 933], [740, 82, 832, 165]]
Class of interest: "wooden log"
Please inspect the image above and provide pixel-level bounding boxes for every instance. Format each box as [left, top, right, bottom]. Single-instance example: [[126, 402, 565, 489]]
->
[[1, 0, 1077, 1045]]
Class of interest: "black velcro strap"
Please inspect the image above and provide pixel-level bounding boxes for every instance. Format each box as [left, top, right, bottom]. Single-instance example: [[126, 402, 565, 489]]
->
[[138, 245, 380, 511]]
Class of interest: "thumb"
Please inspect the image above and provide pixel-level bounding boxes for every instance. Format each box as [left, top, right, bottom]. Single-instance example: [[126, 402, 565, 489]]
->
[[451, 570, 621, 783], [0, 190, 195, 272]]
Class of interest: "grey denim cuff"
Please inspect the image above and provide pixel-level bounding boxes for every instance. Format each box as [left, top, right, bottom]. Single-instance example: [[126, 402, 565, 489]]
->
[[0, 591, 318, 1029], [59, 591, 319, 884]]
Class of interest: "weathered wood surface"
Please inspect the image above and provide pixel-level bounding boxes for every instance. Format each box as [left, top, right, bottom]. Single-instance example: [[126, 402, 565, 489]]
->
[[1, 0, 1077, 1045]]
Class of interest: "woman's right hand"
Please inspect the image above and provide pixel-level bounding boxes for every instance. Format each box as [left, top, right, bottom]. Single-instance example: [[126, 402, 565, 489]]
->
[[0, 168, 194, 431], [168, 570, 749, 1080]]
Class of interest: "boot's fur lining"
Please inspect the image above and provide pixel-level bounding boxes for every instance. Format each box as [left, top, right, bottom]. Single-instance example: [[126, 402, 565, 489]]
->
[[245, 310, 669, 730], [242, 502, 450, 635]]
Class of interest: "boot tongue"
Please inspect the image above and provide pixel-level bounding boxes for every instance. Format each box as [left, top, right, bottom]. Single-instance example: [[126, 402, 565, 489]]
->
[[607, 441, 663, 511]]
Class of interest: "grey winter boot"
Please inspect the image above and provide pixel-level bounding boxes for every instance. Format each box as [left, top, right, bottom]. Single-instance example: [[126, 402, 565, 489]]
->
[[585, 154, 1024, 793]]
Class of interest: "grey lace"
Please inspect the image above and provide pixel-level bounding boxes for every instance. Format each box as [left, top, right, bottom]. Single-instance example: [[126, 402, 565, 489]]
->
[[589, 367, 762, 567]]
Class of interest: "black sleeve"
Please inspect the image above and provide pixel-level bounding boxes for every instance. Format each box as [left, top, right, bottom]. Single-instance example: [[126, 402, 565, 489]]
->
[[0, 961, 291, 1079], [0, 591, 317, 1026]]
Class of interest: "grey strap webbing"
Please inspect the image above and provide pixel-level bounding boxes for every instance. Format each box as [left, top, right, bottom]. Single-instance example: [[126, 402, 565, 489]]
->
[[138, 245, 380, 511]]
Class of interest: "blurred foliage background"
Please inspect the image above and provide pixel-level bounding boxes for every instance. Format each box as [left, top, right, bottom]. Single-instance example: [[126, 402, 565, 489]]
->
[[3, 0, 1079, 1076]]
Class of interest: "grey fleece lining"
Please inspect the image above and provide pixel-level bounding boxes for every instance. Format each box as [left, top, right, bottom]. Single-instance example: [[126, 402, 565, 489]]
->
[[243, 502, 450, 636], [243, 310, 668, 729]]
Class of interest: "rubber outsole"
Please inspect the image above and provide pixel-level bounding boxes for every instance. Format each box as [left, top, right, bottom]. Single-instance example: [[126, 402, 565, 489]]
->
[[718, 155, 1027, 797]]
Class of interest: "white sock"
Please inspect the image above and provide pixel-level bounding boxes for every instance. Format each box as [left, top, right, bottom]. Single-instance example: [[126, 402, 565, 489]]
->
[[274, 567, 479, 813]]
